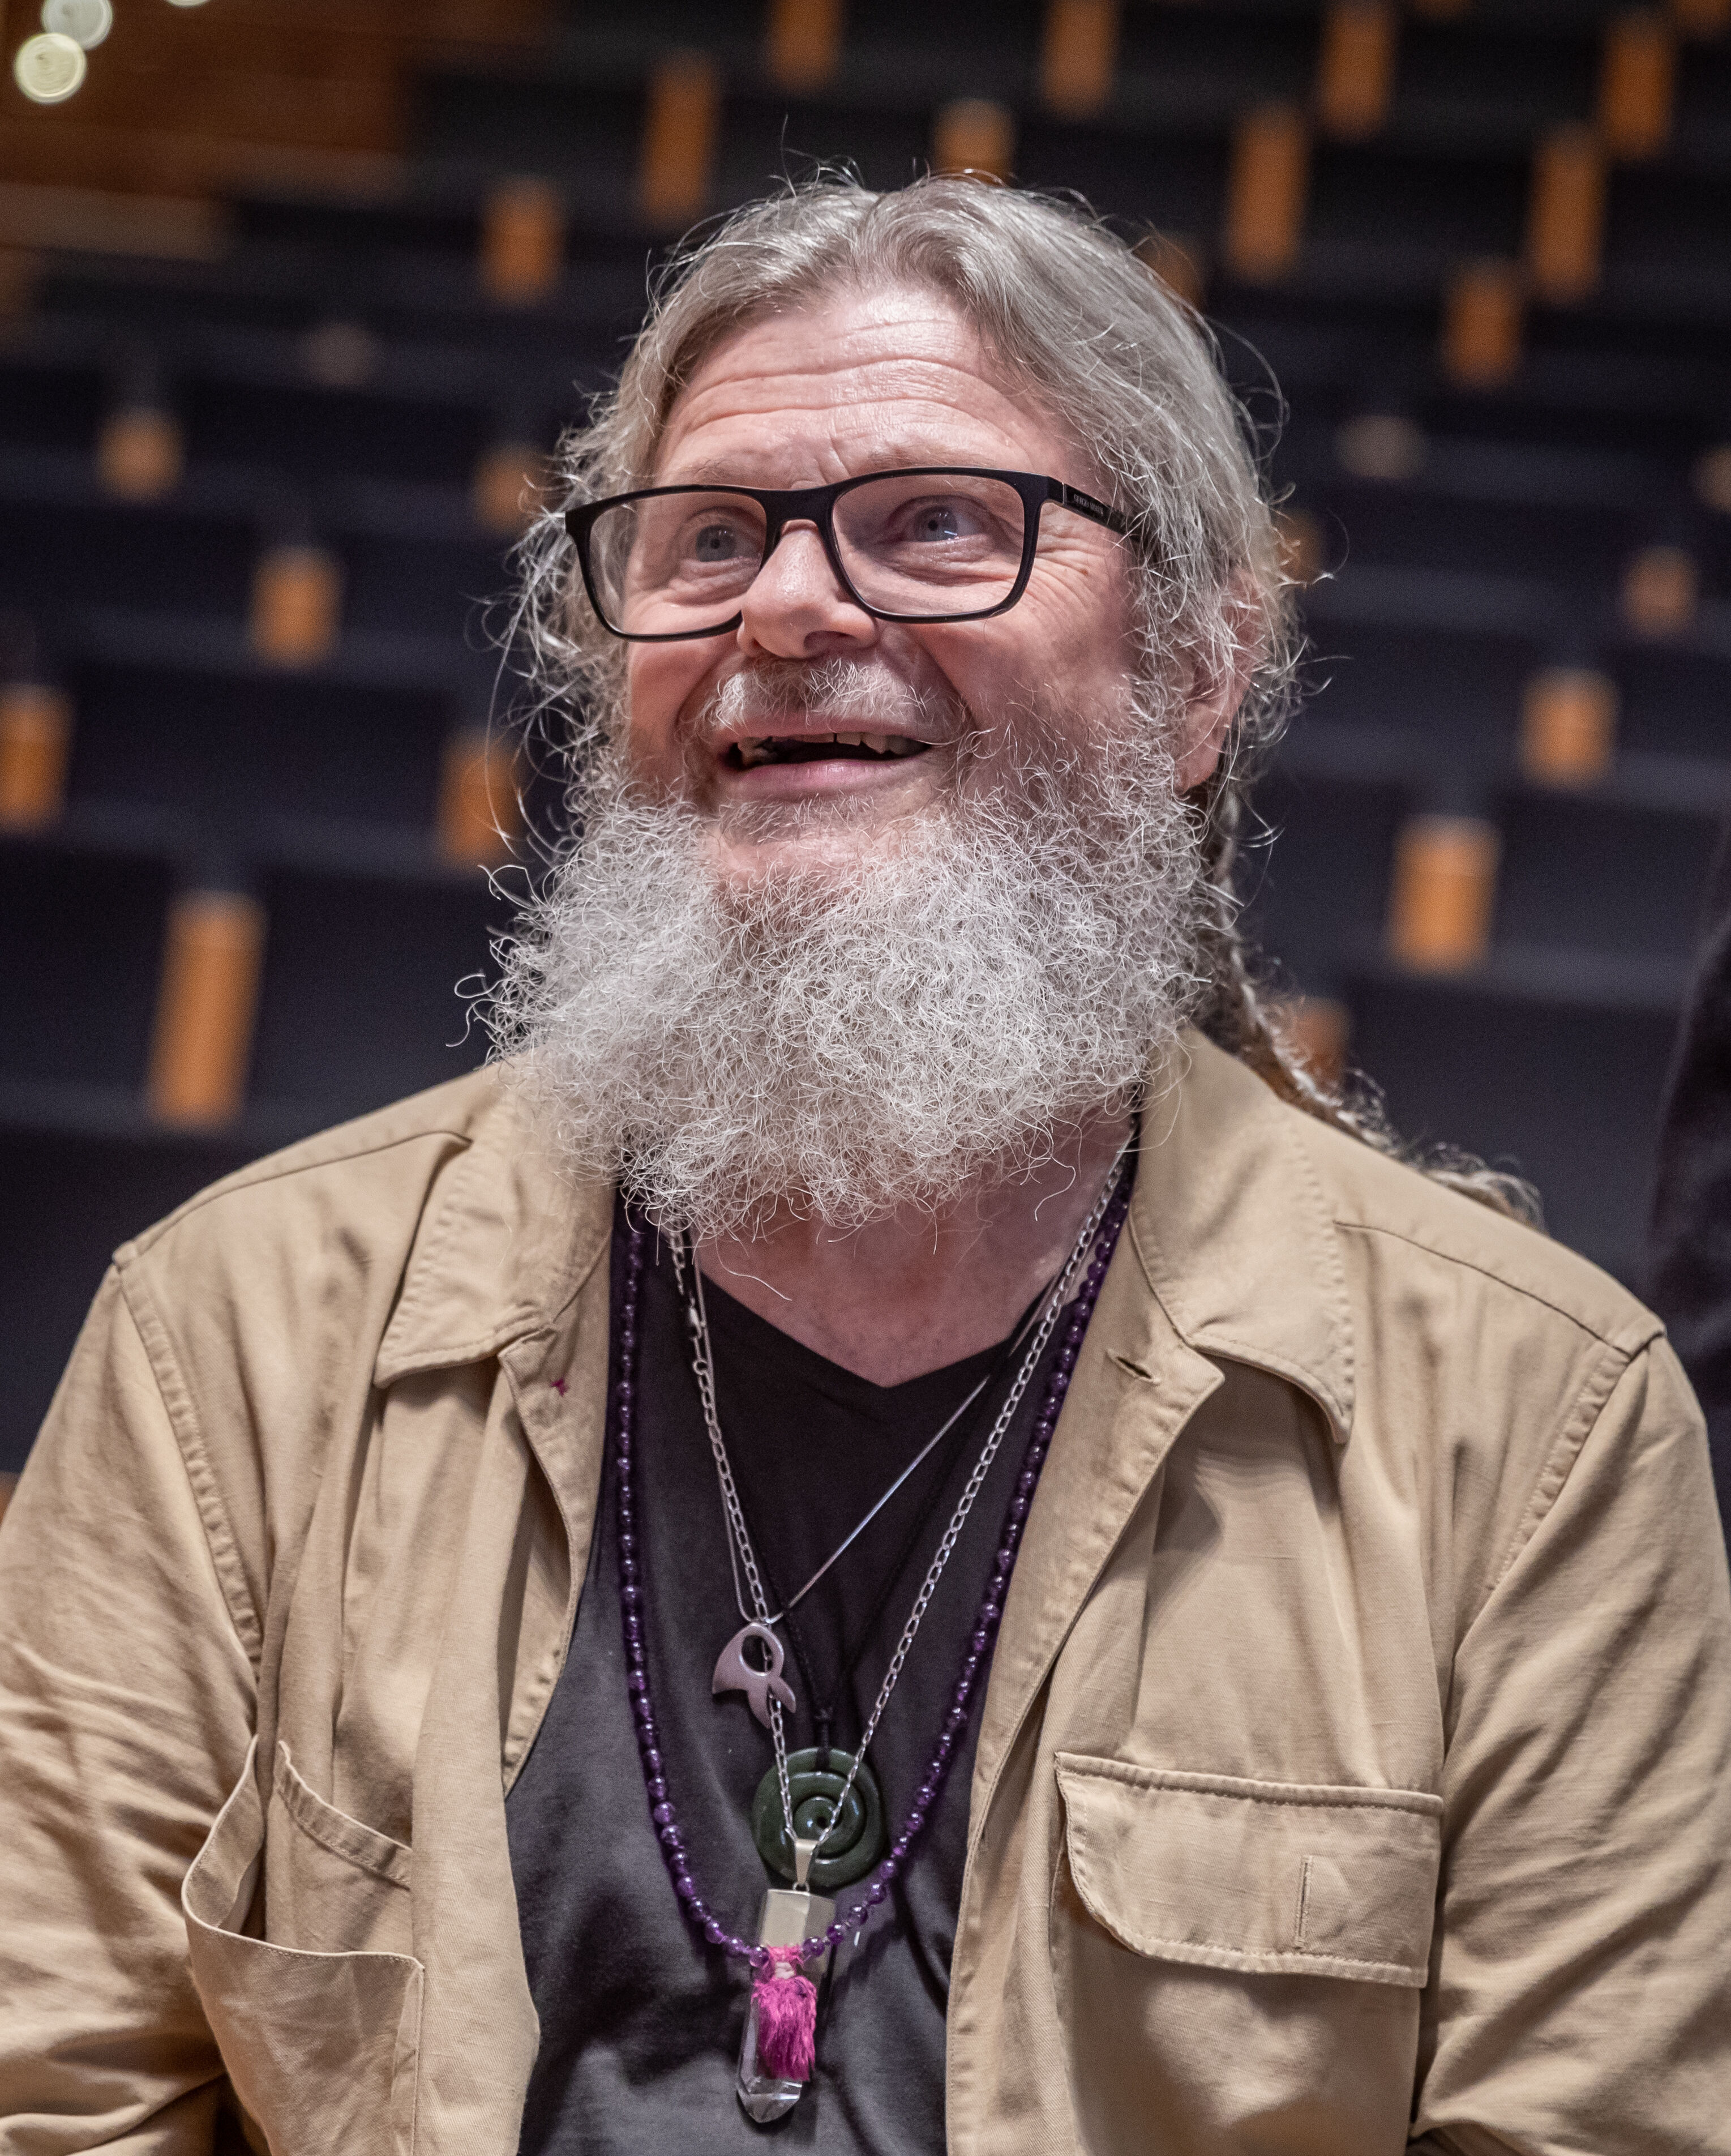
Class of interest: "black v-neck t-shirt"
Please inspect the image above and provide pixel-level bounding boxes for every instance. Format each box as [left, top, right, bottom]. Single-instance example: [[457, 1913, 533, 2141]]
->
[[507, 1208, 1059, 2153]]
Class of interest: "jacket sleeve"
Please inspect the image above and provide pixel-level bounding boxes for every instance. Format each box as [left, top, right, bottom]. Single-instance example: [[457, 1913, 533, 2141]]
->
[[1411, 1333, 1731, 2156], [0, 1267, 256, 2151]]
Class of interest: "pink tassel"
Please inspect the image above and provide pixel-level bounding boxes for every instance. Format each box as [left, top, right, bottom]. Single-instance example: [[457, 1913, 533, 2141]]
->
[[753, 1962, 817, 2082]]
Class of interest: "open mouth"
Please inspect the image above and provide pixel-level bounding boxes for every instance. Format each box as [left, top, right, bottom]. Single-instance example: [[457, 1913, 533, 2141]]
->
[[725, 732, 929, 771]]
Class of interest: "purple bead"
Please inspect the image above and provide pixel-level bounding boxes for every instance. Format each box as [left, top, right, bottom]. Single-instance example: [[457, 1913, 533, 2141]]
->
[[652, 1802, 675, 1826], [1009, 1498, 1029, 1522], [845, 1903, 868, 1928], [619, 1532, 635, 1556], [867, 1880, 888, 1904], [641, 1746, 661, 1773], [946, 1708, 966, 1734], [617, 1379, 633, 1402], [624, 1612, 642, 1639], [627, 1670, 646, 1693], [971, 1628, 990, 1653], [892, 1836, 910, 1860], [915, 1783, 935, 1810], [647, 1777, 667, 1802], [996, 1546, 1016, 1574], [935, 1732, 953, 1760], [704, 1918, 726, 1945], [905, 1809, 925, 1834], [621, 1584, 641, 1606], [659, 1825, 683, 1851], [825, 1921, 846, 1946], [1017, 1469, 1036, 1495], [676, 1875, 699, 1900], [688, 1900, 710, 1924]]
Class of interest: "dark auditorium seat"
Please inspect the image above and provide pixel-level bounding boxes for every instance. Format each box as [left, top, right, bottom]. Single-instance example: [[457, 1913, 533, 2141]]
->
[[0, 489, 257, 628], [1299, 617, 1541, 782], [247, 854, 510, 1125], [1348, 965, 1681, 1284], [181, 371, 492, 493], [62, 634, 461, 841], [0, 1124, 260, 1472], [0, 829, 174, 1102], [1493, 783, 1723, 964], [1613, 645, 1731, 764], [1241, 762, 1410, 999]]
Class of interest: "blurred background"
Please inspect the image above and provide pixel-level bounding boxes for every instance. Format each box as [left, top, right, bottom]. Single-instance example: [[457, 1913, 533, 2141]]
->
[[2, 0, 1729, 1475]]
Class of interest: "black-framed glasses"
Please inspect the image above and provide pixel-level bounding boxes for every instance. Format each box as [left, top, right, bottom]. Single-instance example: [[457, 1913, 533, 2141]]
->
[[563, 465, 1130, 643]]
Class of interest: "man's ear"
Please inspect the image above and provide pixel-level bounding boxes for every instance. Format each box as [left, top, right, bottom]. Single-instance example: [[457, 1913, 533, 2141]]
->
[[1173, 574, 1262, 792]]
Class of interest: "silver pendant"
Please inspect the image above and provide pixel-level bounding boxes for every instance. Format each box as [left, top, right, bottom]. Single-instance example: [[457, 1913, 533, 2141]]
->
[[712, 1620, 796, 1729], [737, 1840, 833, 2124]]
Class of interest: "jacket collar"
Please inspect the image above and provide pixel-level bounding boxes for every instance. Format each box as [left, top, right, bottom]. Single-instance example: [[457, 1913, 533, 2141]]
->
[[372, 1036, 1356, 1441], [374, 1076, 613, 1388], [1126, 1033, 1355, 1441]]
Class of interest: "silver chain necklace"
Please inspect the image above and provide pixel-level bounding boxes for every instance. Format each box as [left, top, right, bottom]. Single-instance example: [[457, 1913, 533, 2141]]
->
[[674, 1143, 1132, 1868]]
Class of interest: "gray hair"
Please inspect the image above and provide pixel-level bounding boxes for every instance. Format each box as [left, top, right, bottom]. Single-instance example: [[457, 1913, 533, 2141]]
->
[[508, 174, 1537, 1224]]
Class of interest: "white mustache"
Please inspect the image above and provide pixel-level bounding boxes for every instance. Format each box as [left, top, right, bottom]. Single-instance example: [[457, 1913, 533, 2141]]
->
[[697, 658, 965, 747]]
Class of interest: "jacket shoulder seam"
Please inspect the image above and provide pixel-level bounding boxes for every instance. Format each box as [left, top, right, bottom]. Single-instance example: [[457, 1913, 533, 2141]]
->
[[114, 1263, 264, 1671], [1334, 1218, 1661, 1352], [117, 1123, 477, 1265]]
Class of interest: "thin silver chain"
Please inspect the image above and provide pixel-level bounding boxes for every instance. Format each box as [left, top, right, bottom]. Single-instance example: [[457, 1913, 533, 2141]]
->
[[676, 1143, 1130, 1857]]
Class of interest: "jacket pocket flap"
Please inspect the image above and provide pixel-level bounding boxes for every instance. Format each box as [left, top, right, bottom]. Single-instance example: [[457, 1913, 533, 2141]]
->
[[1055, 1755, 1442, 1988], [273, 1743, 412, 1888]]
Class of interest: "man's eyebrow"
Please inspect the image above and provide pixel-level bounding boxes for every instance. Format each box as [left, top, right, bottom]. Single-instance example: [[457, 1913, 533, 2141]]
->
[[652, 449, 993, 490], [652, 457, 743, 487]]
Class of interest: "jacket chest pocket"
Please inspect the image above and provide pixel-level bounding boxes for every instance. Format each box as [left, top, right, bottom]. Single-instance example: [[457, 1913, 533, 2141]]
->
[[1056, 1753, 1442, 1984], [183, 1740, 423, 2156], [1049, 1754, 1442, 2154]]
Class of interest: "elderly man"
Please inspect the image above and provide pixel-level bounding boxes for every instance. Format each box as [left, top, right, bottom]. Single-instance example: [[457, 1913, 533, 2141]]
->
[[1, 179, 1727, 2156]]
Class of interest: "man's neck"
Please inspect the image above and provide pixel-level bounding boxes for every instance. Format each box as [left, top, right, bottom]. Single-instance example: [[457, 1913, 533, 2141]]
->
[[695, 1110, 1134, 1386]]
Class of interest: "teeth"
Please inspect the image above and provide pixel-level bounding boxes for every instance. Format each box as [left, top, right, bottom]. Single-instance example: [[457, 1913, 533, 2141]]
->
[[727, 730, 931, 769]]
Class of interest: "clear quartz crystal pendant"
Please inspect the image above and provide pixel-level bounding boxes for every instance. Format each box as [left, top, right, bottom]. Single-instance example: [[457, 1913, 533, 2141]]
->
[[736, 1883, 834, 2123]]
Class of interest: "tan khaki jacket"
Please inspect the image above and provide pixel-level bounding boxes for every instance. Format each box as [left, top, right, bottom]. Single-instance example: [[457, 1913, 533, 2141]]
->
[[2, 1035, 1728, 2155]]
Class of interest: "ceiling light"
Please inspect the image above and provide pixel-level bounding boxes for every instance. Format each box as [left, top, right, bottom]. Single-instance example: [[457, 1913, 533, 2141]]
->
[[41, 0, 111, 48], [13, 31, 87, 102]]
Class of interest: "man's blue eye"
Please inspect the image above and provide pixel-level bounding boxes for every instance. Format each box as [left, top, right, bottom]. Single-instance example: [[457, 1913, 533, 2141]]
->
[[913, 506, 963, 541], [691, 523, 742, 561]]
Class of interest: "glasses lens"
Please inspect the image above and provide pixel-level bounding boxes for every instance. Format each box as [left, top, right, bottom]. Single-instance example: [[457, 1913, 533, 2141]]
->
[[833, 472, 1027, 618], [588, 490, 768, 636]]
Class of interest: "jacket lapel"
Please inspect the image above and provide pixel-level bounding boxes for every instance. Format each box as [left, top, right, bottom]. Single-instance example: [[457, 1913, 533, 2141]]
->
[[970, 1034, 1356, 1829]]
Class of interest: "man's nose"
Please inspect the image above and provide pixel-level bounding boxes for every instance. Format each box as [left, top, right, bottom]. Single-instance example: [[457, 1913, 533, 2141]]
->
[[737, 521, 876, 659]]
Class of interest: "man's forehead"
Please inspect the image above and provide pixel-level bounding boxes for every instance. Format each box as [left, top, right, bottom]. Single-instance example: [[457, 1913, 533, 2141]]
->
[[652, 285, 1062, 485]]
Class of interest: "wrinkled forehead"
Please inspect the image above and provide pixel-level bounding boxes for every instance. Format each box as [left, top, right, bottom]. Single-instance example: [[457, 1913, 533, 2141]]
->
[[650, 283, 1078, 491]]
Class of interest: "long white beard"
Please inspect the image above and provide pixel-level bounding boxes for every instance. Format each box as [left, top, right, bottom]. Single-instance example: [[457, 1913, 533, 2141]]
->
[[490, 689, 1207, 1240]]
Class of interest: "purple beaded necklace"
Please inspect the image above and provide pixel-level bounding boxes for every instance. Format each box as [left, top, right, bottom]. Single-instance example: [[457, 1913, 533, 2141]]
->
[[614, 1162, 1135, 2064]]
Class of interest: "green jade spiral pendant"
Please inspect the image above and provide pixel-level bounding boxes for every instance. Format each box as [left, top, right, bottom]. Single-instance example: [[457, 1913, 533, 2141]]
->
[[751, 1748, 885, 1890]]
